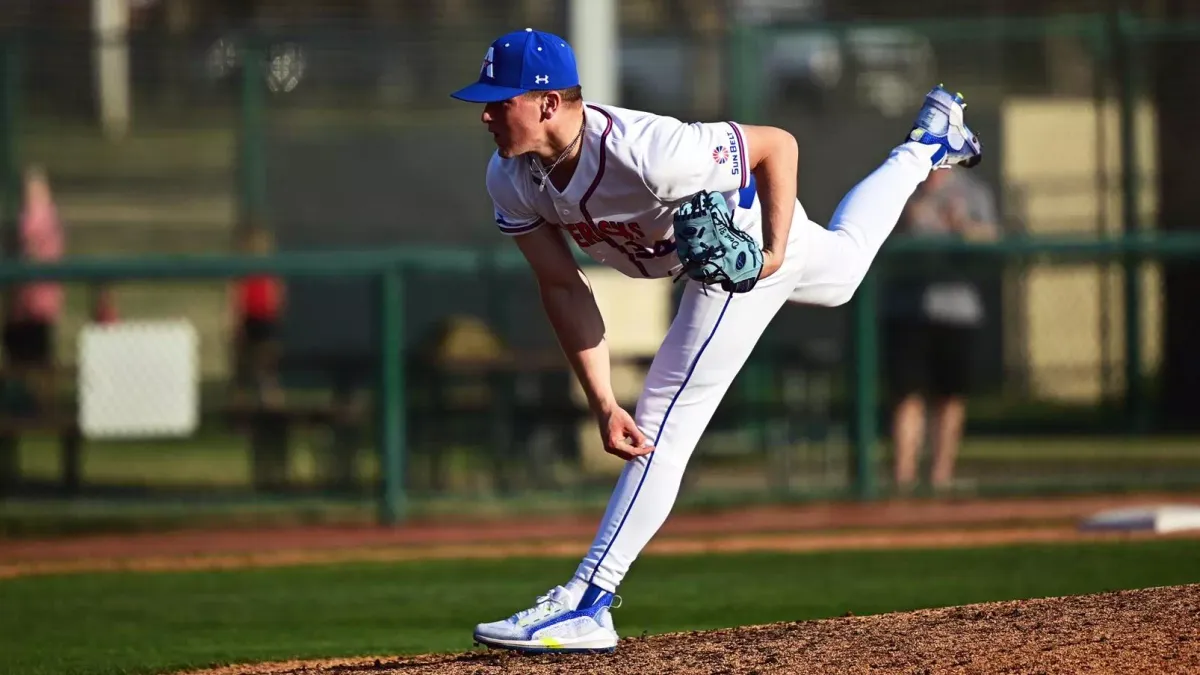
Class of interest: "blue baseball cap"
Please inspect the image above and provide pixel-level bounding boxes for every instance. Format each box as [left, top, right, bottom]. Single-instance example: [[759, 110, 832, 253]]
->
[[451, 28, 579, 103]]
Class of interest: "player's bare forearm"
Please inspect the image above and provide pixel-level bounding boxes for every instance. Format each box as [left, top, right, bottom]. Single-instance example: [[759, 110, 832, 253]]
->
[[540, 278, 652, 460], [539, 277, 619, 415], [743, 125, 799, 278], [513, 227, 619, 416]]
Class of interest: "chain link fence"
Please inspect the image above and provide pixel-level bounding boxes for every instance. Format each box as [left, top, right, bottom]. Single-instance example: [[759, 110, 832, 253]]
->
[[1, 8, 1199, 529]]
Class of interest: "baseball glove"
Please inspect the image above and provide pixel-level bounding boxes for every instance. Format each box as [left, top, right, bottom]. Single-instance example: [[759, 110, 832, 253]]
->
[[672, 190, 764, 294]]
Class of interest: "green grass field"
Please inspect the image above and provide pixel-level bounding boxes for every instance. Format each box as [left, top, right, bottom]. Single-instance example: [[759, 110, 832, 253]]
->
[[3, 539, 1199, 675], [16, 433, 1200, 488], [5, 431, 1200, 538]]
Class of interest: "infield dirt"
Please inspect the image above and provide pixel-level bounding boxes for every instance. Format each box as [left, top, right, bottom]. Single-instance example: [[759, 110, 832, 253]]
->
[[177, 584, 1200, 675]]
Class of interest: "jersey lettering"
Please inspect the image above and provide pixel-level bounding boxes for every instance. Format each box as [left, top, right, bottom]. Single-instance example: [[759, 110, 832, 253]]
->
[[562, 220, 673, 262], [726, 129, 742, 178], [563, 221, 600, 248], [624, 238, 676, 260], [563, 220, 641, 249], [597, 220, 634, 240]]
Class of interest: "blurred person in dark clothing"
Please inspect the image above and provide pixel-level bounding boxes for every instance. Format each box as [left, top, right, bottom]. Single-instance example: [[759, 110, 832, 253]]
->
[[884, 167, 1001, 495], [3, 167, 64, 416]]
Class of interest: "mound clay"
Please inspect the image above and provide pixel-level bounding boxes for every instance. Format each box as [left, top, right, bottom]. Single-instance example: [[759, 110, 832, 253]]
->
[[183, 583, 1200, 675]]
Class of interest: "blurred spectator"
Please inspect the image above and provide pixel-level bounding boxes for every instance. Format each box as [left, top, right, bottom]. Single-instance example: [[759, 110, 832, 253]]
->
[[231, 225, 285, 408], [884, 168, 1001, 495], [2, 166, 64, 416]]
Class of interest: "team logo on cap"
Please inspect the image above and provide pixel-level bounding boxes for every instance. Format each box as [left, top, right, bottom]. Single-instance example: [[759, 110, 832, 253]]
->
[[480, 47, 494, 79]]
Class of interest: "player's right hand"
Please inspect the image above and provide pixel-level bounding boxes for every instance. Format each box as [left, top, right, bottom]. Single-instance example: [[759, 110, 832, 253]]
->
[[598, 407, 654, 460]]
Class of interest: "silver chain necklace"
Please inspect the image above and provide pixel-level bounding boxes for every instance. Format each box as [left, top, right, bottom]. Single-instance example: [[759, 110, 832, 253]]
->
[[530, 115, 586, 192]]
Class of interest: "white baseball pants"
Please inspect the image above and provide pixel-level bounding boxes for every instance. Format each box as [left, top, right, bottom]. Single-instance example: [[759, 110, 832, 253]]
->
[[573, 141, 938, 592]]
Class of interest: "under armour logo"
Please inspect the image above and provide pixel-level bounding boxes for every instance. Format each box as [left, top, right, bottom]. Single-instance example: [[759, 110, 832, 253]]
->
[[480, 47, 494, 79], [534, 75, 549, 85]]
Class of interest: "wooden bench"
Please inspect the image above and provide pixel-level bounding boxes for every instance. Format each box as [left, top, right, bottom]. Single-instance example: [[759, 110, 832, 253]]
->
[[222, 397, 366, 492], [0, 416, 82, 496], [0, 386, 82, 498]]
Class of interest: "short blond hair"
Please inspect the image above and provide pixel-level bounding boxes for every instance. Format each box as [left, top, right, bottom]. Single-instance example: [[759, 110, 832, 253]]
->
[[522, 85, 582, 105]]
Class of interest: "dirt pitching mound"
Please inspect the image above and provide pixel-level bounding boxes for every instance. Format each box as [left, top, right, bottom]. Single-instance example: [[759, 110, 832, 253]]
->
[[181, 584, 1200, 675]]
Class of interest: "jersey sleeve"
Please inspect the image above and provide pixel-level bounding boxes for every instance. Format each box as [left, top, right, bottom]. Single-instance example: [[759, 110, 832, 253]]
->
[[638, 117, 751, 203], [486, 153, 545, 236]]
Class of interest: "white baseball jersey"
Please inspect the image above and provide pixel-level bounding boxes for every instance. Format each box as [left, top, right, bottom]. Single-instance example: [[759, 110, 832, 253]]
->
[[486, 102, 761, 279]]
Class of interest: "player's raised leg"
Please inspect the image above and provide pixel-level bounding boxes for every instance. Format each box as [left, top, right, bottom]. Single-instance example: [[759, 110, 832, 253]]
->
[[790, 84, 982, 306]]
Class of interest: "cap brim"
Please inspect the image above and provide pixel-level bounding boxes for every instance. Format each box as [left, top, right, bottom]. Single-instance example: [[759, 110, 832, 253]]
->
[[450, 82, 529, 103]]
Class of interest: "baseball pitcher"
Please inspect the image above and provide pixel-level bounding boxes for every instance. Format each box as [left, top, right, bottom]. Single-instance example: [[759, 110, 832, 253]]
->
[[450, 27, 982, 654]]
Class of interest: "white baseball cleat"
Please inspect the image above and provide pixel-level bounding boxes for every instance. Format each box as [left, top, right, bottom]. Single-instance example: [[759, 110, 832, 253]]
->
[[907, 84, 982, 170], [473, 585, 620, 654]]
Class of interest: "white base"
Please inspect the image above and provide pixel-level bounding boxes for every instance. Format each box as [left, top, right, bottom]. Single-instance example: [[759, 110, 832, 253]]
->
[[1079, 504, 1200, 534]]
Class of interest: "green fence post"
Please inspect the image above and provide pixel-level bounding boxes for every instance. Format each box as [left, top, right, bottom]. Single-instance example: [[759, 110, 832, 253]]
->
[[0, 35, 21, 495], [1092, 17, 1114, 397], [238, 34, 267, 230], [851, 269, 880, 500], [0, 33, 20, 257], [378, 267, 407, 525], [726, 21, 762, 123], [0, 33, 12, 493], [1116, 11, 1146, 432]]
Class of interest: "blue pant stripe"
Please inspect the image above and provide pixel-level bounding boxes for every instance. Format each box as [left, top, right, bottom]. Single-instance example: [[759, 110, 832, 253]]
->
[[586, 292, 735, 586]]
